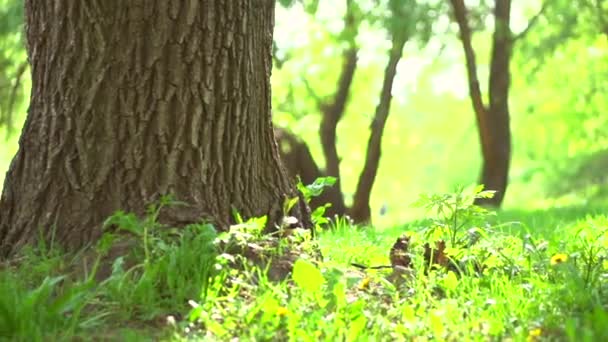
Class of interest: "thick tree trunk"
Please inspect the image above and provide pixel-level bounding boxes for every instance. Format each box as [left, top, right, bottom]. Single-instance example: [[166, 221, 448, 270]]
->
[[350, 34, 406, 224], [450, 0, 512, 207], [0, 1, 309, 257]]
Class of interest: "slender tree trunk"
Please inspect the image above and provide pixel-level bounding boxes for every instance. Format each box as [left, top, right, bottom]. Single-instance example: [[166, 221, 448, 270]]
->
[[350, 34, 406, 224], [450, 0, 512, 207], [0, 0, 309, 257], [275, 127, 343, 214], [3, 62, 28, 135], [318, 46, 356, 216], [478, 0, 512, 206], [279, 0, 358, 218], [316, 0, 359, 217]]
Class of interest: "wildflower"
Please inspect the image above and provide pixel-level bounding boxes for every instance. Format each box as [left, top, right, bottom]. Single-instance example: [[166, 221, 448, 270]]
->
[[358, 277, 371, 290], [550, 253, 568, 266], [527, 328, 542, 341], [276, 307, 289, 316]]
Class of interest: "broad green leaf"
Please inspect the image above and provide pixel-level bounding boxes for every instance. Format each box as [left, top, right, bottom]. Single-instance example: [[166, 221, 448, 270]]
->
[[347, 315, 367, 341], [292, 259, 324, 294], [443, 271, 459, 292], [306, 177, 336, 197]]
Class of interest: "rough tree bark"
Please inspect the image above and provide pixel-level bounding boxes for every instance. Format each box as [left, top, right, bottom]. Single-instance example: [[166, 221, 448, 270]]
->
[[350, 33, 407, 224], [0, 0, 310, 257], [450, 0, 512, 207]]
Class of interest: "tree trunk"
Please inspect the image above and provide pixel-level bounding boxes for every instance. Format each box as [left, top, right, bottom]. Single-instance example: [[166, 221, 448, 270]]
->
[[0, 0, 310, 257], [318, 47, 356, 217], [350, 34, 406, 224], [477, 0, 512, 207], [317, 0, 359, 217], [275, 127, 343, 216], [450, 0, 512, 207]]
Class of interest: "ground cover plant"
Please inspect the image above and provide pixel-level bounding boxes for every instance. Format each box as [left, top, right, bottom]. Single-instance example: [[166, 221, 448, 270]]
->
[[0, 187, 606, 341]]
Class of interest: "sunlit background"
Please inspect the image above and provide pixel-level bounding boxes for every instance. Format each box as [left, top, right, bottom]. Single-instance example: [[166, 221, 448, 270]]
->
[[2, 0, 607, 228]]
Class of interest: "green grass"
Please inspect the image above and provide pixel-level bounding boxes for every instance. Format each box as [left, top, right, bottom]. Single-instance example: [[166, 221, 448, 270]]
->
[[0, 190, 606, 341]]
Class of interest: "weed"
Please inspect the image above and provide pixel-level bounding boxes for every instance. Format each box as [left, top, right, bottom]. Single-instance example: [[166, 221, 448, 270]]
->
[[98, 196, 218, 321]]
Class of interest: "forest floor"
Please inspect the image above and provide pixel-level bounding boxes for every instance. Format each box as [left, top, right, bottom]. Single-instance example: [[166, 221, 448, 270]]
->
[[0, 190, 607, 341]]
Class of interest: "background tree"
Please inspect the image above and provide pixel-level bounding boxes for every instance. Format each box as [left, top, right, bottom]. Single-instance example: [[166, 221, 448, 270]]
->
[[0, 0, 26, 136], [349, 0, 420, 223], [276, 0, 361, 217], [0, 1, 310, 257], [275, 0, 434, 224], [313, 0, 358, 216], [448, 0, 547, 207], [448, 0, 513, 207]]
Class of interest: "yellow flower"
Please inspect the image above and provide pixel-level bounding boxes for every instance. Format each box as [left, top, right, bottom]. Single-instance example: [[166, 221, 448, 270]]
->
[[550, 253, 568, 266], [276, 307, 289, 316], [527, 328, 542, 341], [358, 277, 371, 290]]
